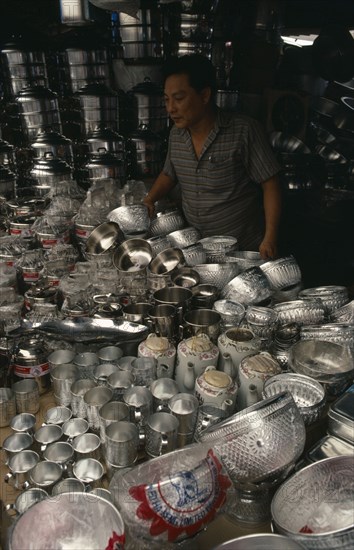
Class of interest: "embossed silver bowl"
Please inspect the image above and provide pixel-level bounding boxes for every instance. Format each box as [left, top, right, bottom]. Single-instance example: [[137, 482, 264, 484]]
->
[[171, 267, 200, 288], [107, 204, 150, 236], [225, 250, 265, 272], [331, 300, 354, 324], [273, 299, 326, 326], [299, 286, 349, 316], [85, 222, 123, 255], [146, 235, 171, 257], [149, 209, 185, 237], [300, 323, 354, 350], [112, 239, 153, 272], [181, 242, 206, 266], [213, 299, 246, 327], [198, 391, 306, 484], [271, 456, 354, 550], [199, 235, 238, 262], [194, 262, 239, 291], [149, 247, 185, 274], [263, 373, 326, 425], [167, 226, 201, 249], [260, 256, 302, 290], [221, 267, 272, 306]]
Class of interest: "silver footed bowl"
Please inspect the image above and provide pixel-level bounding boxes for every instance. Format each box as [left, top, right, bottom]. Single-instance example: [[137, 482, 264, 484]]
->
[[107, 204, 150, 236], [194, 262, 239, 291], [263, 372, 326, 425], [198, 391, 306, 484], [167, 226, 201, 249], [225, 250, 265, 272], [260, 255, 302, 290], [181, 242, 206, 266], [331, 300, 354, 324], [149, 208, 185, 237], [213, 299, 246, 327], [299, 286, 349, 316], [221, 267, 272, 306], [300, 323, 354, 350], [271, 456, 354, 550], [273, 299, 326, 326]]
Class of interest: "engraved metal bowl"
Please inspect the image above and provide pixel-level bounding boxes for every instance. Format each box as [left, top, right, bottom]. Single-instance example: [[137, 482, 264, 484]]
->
[[194, 262, 239, 291], [181, 242, 206, 266], [149, 208, 185, 237], [85, 222, 123, 255], [112, 238, 153, 272], [167, 226, 201, 249], [260, 256, 302, 290], [213, 534, 306, 549], [146, 235, 171, 256], [198, 391, 306, 484], [107, 204, 150, 236], [225, 250, 265, 272], [271, 456, 354, 550], [273, 299, 326, 326], [221, 267, 272, 306], [149, 247, 185, 274], [269, 131, 312, 154], [331, 300, 354, 324], [171, 267, 200, 288], [213, 299, 246, 327], [263, 372, 326, 425], [300, 323, 354, 350], [299, 286, 349, 316], [199, 235, 238, 262]]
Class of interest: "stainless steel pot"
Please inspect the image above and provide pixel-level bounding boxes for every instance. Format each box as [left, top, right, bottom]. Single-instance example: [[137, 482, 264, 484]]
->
[[15, 85, 59, 114], [118, 8, 163, 59], [76, 83, 119, 135], [87, 126, 125, 159], [0, 139, 16, 172], [85, 150, 125, 184], [12, 336, 51, 394], [0, 167, 16, 200], [30, 129, 74, 165], [128, 78, 168, 133], [127, 126, 163, 178]]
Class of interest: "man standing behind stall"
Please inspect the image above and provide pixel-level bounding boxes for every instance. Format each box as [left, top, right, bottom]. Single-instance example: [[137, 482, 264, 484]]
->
[[144, 54, 282, 260]]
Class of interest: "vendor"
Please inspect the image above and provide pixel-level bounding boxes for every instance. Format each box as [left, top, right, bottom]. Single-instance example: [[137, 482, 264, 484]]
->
[[143, 54, 282, 260]]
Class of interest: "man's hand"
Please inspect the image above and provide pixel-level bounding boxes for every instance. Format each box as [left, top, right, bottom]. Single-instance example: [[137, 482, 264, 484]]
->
[[259, 238, 278, 260], [143, 195, 155, 218]]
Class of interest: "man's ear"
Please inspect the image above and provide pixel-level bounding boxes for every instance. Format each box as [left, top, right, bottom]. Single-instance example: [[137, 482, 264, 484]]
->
[[201, 87, 212, 104]]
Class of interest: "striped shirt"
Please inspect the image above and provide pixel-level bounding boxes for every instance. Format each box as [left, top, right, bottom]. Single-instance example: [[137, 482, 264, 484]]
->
[[163, 109, 281, 250]]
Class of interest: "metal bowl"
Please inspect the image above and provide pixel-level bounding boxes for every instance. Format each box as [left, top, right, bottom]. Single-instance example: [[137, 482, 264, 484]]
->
[[260, 256, 302, 290], [225, 250, 265, 272], [315, 144, 348, 164], [149, 208, 185, 237], [85, 222, 123, 255], [146, 235, 171, 256], [212, 534, 306, 550], [331, 300, 354, 323], [171, 267, 200, 288], [300, 323, 354, 350], [273, 299, 326, 326], [299, 286, 349, 316], [194, 262, 239, 291], [149, 247, 185, 274], [271, 456, 354, 550], [199, 235, 238, 262], [221, 267, 272, 305], [181, 242, 207, 266], [167, 226, 201, 249], [269, 132, 311, 154], [191, 284, 219, 309], [213, 299, 245, 327], [112, 239, 152, 272], [107, 204, 150, 236], [263, 372, 326, 425]]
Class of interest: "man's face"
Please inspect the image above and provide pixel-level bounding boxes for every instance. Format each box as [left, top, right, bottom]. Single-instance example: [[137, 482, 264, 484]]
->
[[164, 73, 210, 130]]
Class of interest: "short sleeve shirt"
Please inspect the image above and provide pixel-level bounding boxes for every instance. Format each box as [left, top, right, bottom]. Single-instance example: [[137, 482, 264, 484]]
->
[[162, 109, 281, 250]]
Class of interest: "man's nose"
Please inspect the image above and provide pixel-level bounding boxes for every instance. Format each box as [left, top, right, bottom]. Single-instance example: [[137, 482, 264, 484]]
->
[[165, 99, 176, 114]]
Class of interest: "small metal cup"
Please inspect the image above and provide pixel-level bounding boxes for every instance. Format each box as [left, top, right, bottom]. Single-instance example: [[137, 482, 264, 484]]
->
[[147, 304, 178, 338], [145, 412, 179, 458], [62, 417, 89, 441], [48, 349, 75, 371], [104, 421, 139, 468], [72, 433, 101, 461], [123, 302, 152, 323], [98, 401, 130, 443], [44, 406, 72, 426], [93, 363, 119, 386], [6, 488, 48, 516], [73, 351, 99, 380], [97, 346, 123, 365], [33, 424, 63, 455], [43, 441, 75, 474], [52, 477, 86, 496], [131, 357, 157, 386], [117, 356, 136, 371], [150, 378, 180, 412], [12, 379, 40, 415], [10, 413, 36, 435], [28, 460, 63, 492], [70, 379, 96, 418], [51, 364, 79, 406], [168, 393, 199, 448], [84, 386, 113, 431], [1, 432, 33, 465], [4, 450, 40, 490], [73, 458, 104, 490], [0, 387, 16, 427], [123, 386, 153, 426], [107, 371, 135, 401]]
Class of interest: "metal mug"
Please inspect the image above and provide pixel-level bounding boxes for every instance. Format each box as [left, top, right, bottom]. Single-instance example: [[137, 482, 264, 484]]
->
[[104, 421, 139, 468], [145, 412, 179, 458], [194, 404, 228, 440], [117, 356, 136, 371], [48, 349, 75, 371], [149, 378, 180, 412], [107, 370, 135, 401], [28, 460, 63, 492], [98, 401, 130, 443], [131, 357, 157, 386], [43, 441, 75, 473], [70, 379, 96, 418], [147, 304, 178, 339], [153, 287, 193, 326], [5, 488, 48, 516], [73, 351, 99, 380], [52, 477, 86, 496], [0, 387, 16, 427], [72, 457, 105, 490], [4, 450, 40, 490], [44, 405, 72, 426], [183, 308, 222, 344], [10, 413, 36, 435], [61, 417, 89, 441], [72, 433, 101, 461], [123, 302, 152, 323], [123, 386, 153, 426], [97, 345, 123, 365], [1, 432, 33, 465], [33, 424, 63, 455], [84, 386, 113, 431], [168, 392, 199, 448], [93, 363, 119, 386], [12, 379, 40, 415], [51, 364, 79, 406]]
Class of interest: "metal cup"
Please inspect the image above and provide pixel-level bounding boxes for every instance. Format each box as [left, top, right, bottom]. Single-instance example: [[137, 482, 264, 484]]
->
[[93, 363, 119, 386], [72, 433, 101, 461], [70, 379, 96, 418], [145, 412, 179, 458], [0, 387, 16, 427], [147, 304, 178, 338], [153, 286, 193, 325], [51, 364, 79, 406], [107, 371, 135, 401], [52, 477, 86, 496], [12, 379, 40, 414], [183, 308, 221, 343], [168, 393, 199, 448], [73, 351, 99, 380], [48, 349, 75, 371], [98, 401, 130, 443], [131, 357, 157, 386], [123, 302, 152, 323], [4, 450, 40, 489], [28, 460, 63, 492], [73, 457, 104, 490], [117, 356, 136, 371], [150, 378, 180, 412], [89, 487, 114, 503], [6, 488, 48, 515], [43, 441, 75, 474], [44, 405, 72, 426], [10, 413, 36, 435], [123, 386, 153, 426], [33, 424, 63, 455], [97, 346, 123, 365], [62, 417, 89, 441], [1, 432, 33, 465], [194, 404, 228, 440], [104, 421, 139, 468], [84, 386, 113, 431]]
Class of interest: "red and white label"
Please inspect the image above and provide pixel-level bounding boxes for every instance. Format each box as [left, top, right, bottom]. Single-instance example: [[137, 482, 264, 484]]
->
[[13, 362, 50, 378]]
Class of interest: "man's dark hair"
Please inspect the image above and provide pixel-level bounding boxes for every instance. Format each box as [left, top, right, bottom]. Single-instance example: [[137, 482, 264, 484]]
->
[[162, 54, 217, 100]]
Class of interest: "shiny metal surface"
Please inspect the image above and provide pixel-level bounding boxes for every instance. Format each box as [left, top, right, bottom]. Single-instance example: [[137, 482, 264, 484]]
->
[[85, 222, 123, 255], [113, 238, 152, 272]]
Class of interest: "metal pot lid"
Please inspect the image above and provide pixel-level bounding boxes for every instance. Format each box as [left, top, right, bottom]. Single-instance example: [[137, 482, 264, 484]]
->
[[87, 126, 124, 143], [86, 151, 124, 167], [129, 77, 163, 96], [14, 337, 48, 362], [75, 82, 118, 97], [15, 85, 58, 101], [31, 153, 72, 174], [129, 125, 160, 140], [0, 166, 16, 180], [31, 128, 72, 148], [0, 139, 14, 153]]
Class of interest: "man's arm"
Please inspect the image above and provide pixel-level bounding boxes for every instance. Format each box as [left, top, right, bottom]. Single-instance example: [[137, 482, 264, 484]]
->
[[143, 171, 176, 217], [259, 175, 282, 260]]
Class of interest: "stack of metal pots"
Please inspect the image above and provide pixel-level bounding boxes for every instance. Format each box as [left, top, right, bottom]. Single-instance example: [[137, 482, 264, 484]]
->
[[118, 6, 164, 60], [64, 47, 112, 94], [0, 45, 49, 99], [15, 86, 62, 143]]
